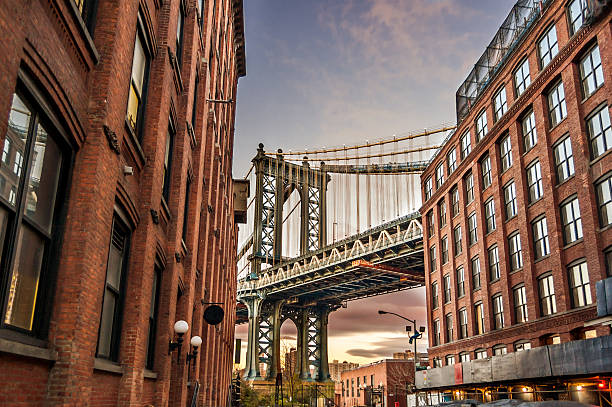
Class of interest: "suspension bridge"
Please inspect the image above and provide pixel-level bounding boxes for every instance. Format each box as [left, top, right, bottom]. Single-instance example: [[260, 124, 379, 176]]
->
[[235, 125, 454, 383]]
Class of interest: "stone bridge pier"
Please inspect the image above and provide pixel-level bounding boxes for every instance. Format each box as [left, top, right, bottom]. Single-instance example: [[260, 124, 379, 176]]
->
[[241, 296, 336, 383]]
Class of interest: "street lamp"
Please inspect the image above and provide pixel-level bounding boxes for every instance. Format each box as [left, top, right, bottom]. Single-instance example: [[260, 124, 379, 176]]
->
[[377, 310, 425, 392], [169, 320, 189, 362]]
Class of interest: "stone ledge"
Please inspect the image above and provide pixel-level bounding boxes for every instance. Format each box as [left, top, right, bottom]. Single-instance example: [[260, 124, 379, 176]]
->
[[0, 337, 57, 362], [144, 369, 158, 379], [94, 358, 123, 375]]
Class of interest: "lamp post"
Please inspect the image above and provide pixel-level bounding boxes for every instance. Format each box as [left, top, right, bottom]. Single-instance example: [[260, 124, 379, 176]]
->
[[378, 311, 425, 395]]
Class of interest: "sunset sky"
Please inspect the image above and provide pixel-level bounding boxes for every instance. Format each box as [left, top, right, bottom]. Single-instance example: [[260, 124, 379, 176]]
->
[[232, 0, 517, 366]]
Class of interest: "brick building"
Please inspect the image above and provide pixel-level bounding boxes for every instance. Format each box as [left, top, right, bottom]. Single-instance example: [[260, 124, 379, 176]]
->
[[0, 0, 245, 405], [420, 0, 611, 379], [329, 359, 360, 383], [337, 360, 414, 407]]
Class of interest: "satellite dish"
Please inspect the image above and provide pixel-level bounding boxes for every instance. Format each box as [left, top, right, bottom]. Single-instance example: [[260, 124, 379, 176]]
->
[[204, 305, 224, 325]]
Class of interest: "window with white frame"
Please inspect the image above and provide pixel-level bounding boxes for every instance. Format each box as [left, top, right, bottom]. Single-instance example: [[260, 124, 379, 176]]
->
[[436, 163, 445, 188], [476, 110, 488, 142], [459, 351, 470, 362], [433, 319, 440, 346], [459, 308, 468, 339], [430, 245, 437, 272], [454, 225, 462, 255], [475, 348, 487, 359], [504, 181, 517, 219], [489, 245, 500, 281], [465, 171, 474, 203], [445, 354, 456, 366], [587, 104, 612, 159], [445, 313, 453, 343], [427, 210, 435, 237], [447, 148, 457, 175], [460, 131, 471, 159], [527, 160, 543, 203], [568, 261, 592, 308], [493, 344, 507, 356], [532, 217, 550, 259], [474, 302, 485, 335], [481, 155, 492, 189], [522, 110, 538, 152], [538, 25, 559, 68], [596, 174, 612, 227], [431, 281, 439, 309], [443, 273, 451, 303], [513, 285, 528, 323], [538, 273, 557, 316], [508, 232, 523, 271], [499, 133, 513, 172], [580, 44, 604, 98], [514, 58, 531, 97], [451, 186, 460, 217], [568, 0, 588, 36], [457, 266, 465, 297], [492, 294, 504, 330], [553, 135, 574, 183], [485, 198, 496, 233], [468, 212, 478, 245], [514, 340, 531, 351], [442, 236, 449, 264], [439, 199, 447, 228], [425, 177, 433, 200], [471, 256, 481, 290], [561, 196, 583, 244], [494, 86, 508, 122], [548, 81, 567, 127]]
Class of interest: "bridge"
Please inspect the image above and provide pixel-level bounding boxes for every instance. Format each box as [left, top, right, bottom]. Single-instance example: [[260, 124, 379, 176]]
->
[[235, 126, 453, 383]]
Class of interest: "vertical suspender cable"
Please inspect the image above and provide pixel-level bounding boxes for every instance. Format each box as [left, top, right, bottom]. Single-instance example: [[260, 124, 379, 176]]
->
[[366, 141, 372, 230]]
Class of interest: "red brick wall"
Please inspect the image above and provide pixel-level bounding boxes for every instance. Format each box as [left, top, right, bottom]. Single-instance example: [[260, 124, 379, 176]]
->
[[0, 0, 244, 404], [420, 0, 612, 366]]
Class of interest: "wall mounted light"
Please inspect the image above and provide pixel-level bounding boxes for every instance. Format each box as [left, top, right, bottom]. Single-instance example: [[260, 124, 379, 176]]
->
[[169, 320, 189, 362], [186, 335, 202, 366]]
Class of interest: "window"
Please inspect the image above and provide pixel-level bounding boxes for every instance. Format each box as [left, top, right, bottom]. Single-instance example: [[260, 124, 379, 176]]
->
[[493, 86, 508, 122], [568, 261, 592, 307], [182, 177, 191, 242], [441, 236, 448, 264], [97, 215, 131, 361], [443, 274, 451, 303], [433, 357, 442, 368], [431, 281, 439, 309], [460, 131, 471, 159], [587, 104, 612, 159], [445, 313, 453, 343], [162, 122, 175, 202], [176, 5, 185, 66], [488, 245, 500, 281], [493, 345, 507, 356], [453, 225, 462, 255], [475, 348, 487, 359], [468, 212, 478, 245], [459, 308, 468, 339], [508, 232, 523, 271], [481, 155, 492, 189], [606, 248, 612, 277], [447, 149, 457, 175], [191, 74, 199, 130], [357, 377, 360, 397], [465, 171, 474, 203], [0, 92, 71, 337], [522, 110, 538, 152], [459, 352, 470, 362], [432, 319, 440, 346], [146, 264, 162, 369], [445, 354, 455, 366], [568, 0, 588, 35], [514, 340, 531, 351], [538, 273, 557, 316], [456, 266, 465, 297], [439, 200, 447, 228], [476, 110, 488, 142], [197, 0, 204, 26], [471, 256, 481, 290], [503, 181, 517, 220], [451, 187, 460, 217], [538, 25, 559, 68], [499, 133, 513, 172], [596, 174, 612, 227], [429, 245, 437, 272], [514, 58, 531, 97], [474, 302, 485, 335], [561, 197, 583, 244], [425, 177, 433, 200], [553, 135, 574, 183], [126, 18, 151, 138], [527, 160, 543, 203], [548, 81, 567, 127], [532, 217, 550, 259], [492, 294, 504, 330], [427, 210, 435, 237], [513, 285, 528, 323], [580, 44, 604, 98], [484, 198, 496, 233], [436, 163, 444, 188]]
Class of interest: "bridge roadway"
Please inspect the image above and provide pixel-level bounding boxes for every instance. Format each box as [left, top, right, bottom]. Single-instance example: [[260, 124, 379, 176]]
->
[[236, 212, 425, 324]]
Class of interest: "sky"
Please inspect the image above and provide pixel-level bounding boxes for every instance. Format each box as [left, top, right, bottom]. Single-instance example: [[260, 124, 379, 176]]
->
[[232, 0, 517, 366]]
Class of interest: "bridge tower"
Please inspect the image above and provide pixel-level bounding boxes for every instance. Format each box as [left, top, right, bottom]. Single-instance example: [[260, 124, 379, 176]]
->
[[241, 144, 336, 382]]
